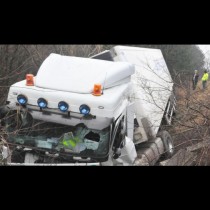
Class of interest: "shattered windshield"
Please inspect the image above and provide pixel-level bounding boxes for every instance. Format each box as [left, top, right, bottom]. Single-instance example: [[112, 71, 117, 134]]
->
[[7, 123, 110, 159], [3, 110, 111, 160], [56, 125, 110, 157]]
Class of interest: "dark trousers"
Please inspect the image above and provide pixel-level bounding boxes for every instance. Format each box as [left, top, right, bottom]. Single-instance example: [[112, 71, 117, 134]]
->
[[202, 80, 207, 89], [193, 80, 198, 90]]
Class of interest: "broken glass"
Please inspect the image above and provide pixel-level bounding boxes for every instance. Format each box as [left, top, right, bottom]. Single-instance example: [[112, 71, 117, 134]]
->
[[55, 125, 110, 157], [7, 124, 110, 158]]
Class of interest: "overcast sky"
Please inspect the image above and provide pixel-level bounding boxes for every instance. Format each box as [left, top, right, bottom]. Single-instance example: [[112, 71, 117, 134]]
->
[[198, 45, 210, 56]]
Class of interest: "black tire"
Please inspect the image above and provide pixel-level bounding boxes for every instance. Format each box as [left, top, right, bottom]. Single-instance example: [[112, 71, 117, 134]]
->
[[158, 130, 174, 158]]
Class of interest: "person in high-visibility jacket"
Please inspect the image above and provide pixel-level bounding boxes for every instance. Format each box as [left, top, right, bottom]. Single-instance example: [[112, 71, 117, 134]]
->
[[202, 70, 209, 89]]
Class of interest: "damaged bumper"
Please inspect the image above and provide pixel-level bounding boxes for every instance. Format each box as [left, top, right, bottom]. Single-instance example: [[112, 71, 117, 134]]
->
[[6, 162, 100, 166], [1, 145, 100, 166]]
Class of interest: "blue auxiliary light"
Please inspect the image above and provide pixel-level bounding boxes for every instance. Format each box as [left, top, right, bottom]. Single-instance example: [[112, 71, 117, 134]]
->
[[58, 101, 69, 112], [37, 98, 48, 108], [79, 104, 90, 115], [17, 95, 27, 105]]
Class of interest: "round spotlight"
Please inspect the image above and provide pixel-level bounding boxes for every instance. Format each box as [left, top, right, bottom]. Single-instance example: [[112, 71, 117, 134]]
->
[[58, 101, 69, 112], [17, 95, 27, 105], [79, 104, 90, 115], [37, 98, 48, 108]]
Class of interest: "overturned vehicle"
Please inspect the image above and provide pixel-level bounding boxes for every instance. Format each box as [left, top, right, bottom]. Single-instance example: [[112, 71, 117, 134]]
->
[[0, 46, 176, 166]]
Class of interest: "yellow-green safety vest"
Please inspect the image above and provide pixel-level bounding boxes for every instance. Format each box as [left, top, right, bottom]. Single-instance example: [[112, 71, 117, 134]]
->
[[202, 73, 209, 81]]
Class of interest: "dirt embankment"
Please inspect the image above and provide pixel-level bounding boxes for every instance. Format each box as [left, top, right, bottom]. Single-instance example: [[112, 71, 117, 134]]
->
[[167, 80, 210, 165]]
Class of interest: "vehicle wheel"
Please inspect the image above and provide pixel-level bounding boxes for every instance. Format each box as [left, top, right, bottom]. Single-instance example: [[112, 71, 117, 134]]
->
[[158, 130, 174, 158]]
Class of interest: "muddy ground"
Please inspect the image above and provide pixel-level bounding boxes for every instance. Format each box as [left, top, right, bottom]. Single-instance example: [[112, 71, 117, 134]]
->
[[165, 80, 210, 166]]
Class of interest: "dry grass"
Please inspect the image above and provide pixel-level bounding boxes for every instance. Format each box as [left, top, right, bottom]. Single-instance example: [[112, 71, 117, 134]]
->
[[167, 80, 210, 165]]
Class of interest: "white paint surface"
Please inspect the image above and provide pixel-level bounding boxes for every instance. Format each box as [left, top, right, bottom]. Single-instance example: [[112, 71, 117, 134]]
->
[[35, 53, 135, 93]]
